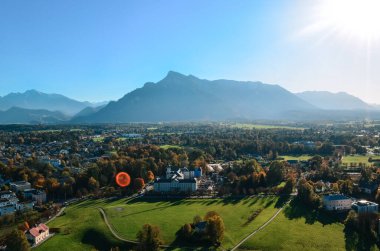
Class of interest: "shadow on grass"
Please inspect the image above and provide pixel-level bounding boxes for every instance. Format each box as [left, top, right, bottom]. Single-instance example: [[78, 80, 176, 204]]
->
[[81, 228, 133, 251], [274, 195, 290, 208], [167, 228, 215, 251], [283, 198, 345, 226]]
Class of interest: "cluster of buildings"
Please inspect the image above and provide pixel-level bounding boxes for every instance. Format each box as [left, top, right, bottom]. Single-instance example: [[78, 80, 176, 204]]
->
[[323, 194, 378, 214], [152, 164, 224, 194], [0, 190, 34, 216], [153, 167, 201, 193], [0, 181, 46, 216]]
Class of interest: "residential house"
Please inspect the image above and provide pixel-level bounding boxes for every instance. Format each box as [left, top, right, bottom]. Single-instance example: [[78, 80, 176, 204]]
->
[[194, 221, 207, 233], [26, 223, 49, 246]]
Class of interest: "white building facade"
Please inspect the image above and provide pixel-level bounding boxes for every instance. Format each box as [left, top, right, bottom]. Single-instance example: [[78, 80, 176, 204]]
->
[[323, 194, 353, 211]]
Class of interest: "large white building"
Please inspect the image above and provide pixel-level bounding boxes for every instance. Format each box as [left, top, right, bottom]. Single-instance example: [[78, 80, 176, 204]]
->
[[323, 194, 353, 211], [23, 189, 47, 204], [154, 167, 200, 193], [10, 181, 31, 192], [154, 178, 197, 193], [352, 200, 378, 214]]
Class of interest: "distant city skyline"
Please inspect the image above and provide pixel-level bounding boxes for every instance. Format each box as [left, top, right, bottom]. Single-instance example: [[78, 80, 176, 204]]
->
[[1, 0, 380, 103]]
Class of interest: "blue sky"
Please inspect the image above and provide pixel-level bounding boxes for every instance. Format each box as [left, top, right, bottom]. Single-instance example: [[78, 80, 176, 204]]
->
[[1, 0, 379, 103]]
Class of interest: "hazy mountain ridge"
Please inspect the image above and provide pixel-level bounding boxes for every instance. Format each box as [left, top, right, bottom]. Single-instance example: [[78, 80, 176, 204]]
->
[[0, 107, 69, 124], [73, 71, 318, 123], [3, 73, 380, 124], [0, 89, 107, 115], [296, 91, 374, 110]]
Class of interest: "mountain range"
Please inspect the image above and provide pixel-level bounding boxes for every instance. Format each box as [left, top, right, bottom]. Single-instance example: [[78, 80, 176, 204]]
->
[[296, 91, 373, 110], [1, 72, 379, 124], [0, 90, 107, 116]]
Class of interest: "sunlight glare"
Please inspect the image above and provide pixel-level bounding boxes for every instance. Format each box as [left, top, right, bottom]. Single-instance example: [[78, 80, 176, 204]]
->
[[318, 0, 380, 42]]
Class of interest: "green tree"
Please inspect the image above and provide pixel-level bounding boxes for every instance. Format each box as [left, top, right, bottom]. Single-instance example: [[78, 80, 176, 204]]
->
[[282, 177, 295, 194], [266, 161, 284, 186], [136, 224, 163, 251], [5, 229, 30, 251]]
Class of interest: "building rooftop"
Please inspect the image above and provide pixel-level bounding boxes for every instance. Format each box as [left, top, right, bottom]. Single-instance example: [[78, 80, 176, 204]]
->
[[155, 178, 196, 183], [353, 200, 378, 206], [10, 181, 31, 186], [29, 223, 49, 238], [324, 194, 351, 201]]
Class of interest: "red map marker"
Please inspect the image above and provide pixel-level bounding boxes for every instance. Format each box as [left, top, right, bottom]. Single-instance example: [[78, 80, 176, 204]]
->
[[116, 172, 131, 187]]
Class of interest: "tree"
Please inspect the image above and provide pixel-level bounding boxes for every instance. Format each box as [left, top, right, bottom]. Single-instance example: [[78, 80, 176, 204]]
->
[[193, 215, 202, 225], [205, 212, 225, 245], [136, 224, 163, 251], [88, 177, 99, 192], [375, 189, 380, 204], [182, 223, 193, 239], [297, 179, 320, 208], [134, 178, 145, 191], [5, 229, 30, 251], [339, 179, 353, 195], [204, 211, 219, 220], [146, 171, 155, 182], [266, 161, 284, 186], [282, 177, 295, 194]]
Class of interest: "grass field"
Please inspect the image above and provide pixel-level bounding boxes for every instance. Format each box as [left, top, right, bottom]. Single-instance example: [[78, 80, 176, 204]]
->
[[341, 155, 371, 165], [160, 144, 182, 150], [104, 196, 284, 249], [36, 199, 131, 251], [228, 123, 304, 130], [92, 136, 105, 142], [240, 201, 346, 251], [36, 196, 286, 250], [279, 155, 314, 161]]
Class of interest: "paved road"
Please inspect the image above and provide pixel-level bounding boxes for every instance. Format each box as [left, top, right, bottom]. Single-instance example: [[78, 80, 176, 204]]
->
[[45, 206, 66, 224], [230, 197, 292, 251]]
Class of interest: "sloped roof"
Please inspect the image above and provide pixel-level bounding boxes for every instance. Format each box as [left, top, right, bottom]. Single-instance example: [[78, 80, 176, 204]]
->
[[29, 223, 49, 237]]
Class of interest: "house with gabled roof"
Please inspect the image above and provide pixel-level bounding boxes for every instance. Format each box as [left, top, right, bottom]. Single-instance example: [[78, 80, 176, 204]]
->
[[26, 223, 49, 246]]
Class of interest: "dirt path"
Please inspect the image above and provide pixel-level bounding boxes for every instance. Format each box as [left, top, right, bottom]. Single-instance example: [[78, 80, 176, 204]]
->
[[230, 198, 292, 251]]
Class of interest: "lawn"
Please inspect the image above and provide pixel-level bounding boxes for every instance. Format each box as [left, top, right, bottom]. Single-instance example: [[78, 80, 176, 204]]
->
[[37, 196, 286, 250], [92, 136, 105, 142], [104, 196, 284, 249], [228, 123, 304, 130], [240, 201, 346, 251], [36, 198, 132, 251], [160, 144, 182, 150], [341, 155, 371, 165], [279, 155, 314, 161]]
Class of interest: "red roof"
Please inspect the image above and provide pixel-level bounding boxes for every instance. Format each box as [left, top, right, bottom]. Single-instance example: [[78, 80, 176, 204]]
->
[[29, 223, 49, 237]]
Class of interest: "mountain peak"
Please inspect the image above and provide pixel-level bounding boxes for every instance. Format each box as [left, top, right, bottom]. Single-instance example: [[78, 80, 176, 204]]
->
[[165, 71, 187, 79], [24, 89, 43, 95]]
